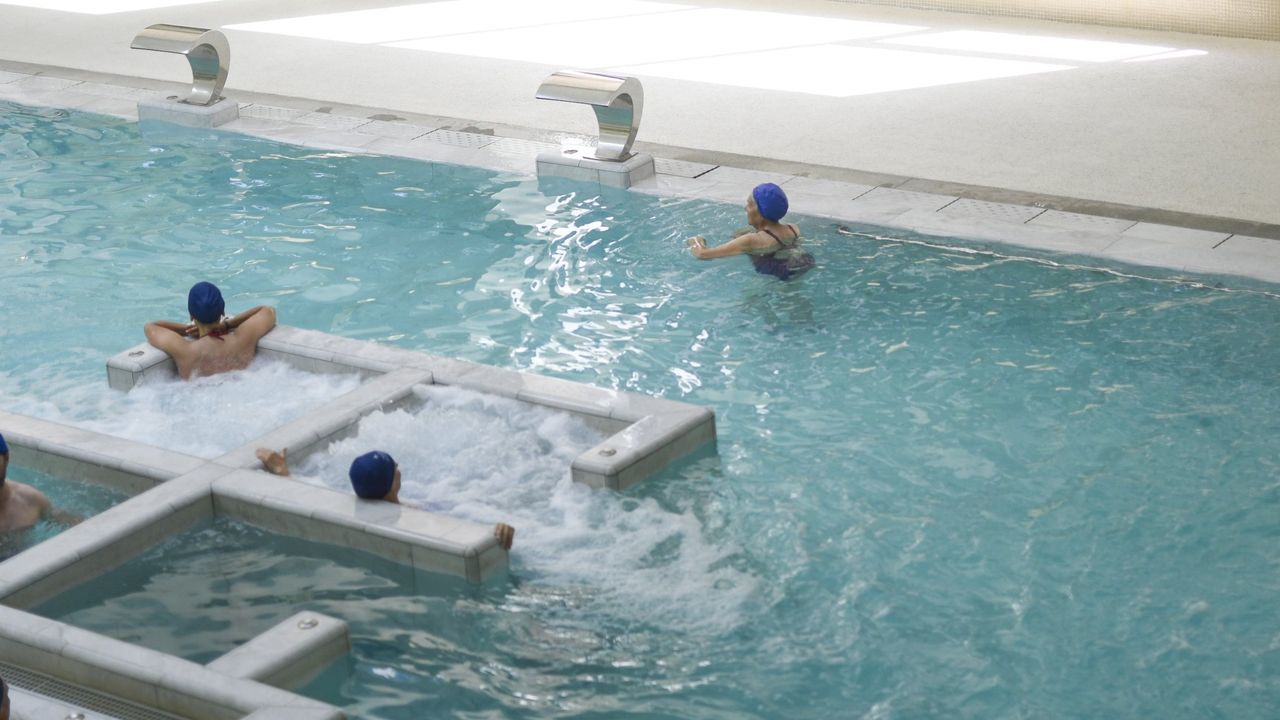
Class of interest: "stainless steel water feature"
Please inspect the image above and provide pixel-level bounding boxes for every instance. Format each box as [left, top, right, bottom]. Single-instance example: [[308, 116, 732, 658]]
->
[[130, 24, 229, 106], [534, 71, 656, 189], [536, 70, 643, 161], [130, 24, 239, 128]]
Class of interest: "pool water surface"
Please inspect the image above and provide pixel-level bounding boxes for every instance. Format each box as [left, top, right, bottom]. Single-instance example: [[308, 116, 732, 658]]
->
[[0, 466, 130, 560], [3, 101, 1279, 719]]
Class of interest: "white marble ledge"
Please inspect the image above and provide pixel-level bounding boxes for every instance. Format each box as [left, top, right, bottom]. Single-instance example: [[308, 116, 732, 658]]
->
[[888, 207, 1120, 256], [1119, 221, 1231, 246], [1029, 209, 1137, 233], [15, 75, 82, 92], [206, 610, 349, 689], [0, 417, 203, 483], [0, 605, 339, 719], [211, 470, 502, 580]]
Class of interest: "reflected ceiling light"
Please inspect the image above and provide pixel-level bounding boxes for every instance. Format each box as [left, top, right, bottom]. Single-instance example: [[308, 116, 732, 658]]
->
[[228, 0, 692, 44], [1124, 49, 1208, 62], [387, 8, 922, 67], [615, 45, 1072, 97], [0, 0, 215, 11], [882, 30, 1176, 62]]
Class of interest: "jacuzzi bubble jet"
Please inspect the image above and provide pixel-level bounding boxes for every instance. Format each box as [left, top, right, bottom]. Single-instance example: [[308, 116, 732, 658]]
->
[[297, 384, 756, 633]]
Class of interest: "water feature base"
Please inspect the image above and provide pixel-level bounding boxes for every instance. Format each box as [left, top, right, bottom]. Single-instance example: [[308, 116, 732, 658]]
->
[[137, 96, 239, 128], [536, 149, 657, 189]]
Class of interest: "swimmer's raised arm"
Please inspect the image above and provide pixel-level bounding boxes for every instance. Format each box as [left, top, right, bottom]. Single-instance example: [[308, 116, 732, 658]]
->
[[144, 320, 197, 359], [256, 447, 290, 476], [146, 319, 195, 336], [227, 305, 276, 345], [687, 230, 771, 260], [494, 522, 515, 551]]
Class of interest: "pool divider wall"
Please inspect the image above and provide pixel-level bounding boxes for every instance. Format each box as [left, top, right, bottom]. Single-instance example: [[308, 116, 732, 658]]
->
[[0, 467, 222, 610], [0, 409, 203, 494], [0, 460, 509, 610], [213, 366, 433, 471], [211, 469, 508, 584], [206, 611, 350, 691], [107, 324, 718, 490], [0, 605, 342, 720], [0, 443, 505, 716], [0, 320, 718, 718]]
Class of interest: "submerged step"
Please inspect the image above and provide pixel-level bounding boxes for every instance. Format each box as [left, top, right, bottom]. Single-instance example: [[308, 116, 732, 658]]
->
[[206, 611, 350, 690]]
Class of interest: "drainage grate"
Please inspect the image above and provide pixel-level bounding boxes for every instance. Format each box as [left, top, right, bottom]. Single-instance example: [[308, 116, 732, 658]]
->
[[938, 198, 1045, 223], [1029, 209, 1137, 233], [237, 103, 306, 121], [486, 137, 559, 157], [293, 112, 371, 131], [414, 129, 497, 148], [0, 661, 186, 720], [654, 158, 717, 178]]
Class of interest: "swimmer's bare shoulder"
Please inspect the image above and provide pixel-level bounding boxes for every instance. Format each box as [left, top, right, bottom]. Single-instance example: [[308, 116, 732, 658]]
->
[[0, 482, 51, 532]]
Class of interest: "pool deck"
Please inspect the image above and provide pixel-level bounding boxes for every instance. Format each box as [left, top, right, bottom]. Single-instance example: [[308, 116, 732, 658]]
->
[[0, 0, 1277, 242], [2, 58, 1278, 286]]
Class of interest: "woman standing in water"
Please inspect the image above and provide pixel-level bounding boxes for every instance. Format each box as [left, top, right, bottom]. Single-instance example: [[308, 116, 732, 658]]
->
[[687, 183, 815, 280]]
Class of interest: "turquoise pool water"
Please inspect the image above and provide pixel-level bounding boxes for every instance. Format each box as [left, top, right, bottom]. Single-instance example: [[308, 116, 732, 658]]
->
[[5, 102, 1280, 718], [0, 466, 129, 559]]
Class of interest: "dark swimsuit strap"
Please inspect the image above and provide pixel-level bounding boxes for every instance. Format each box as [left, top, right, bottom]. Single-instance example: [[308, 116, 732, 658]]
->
[[762, 225, 799, 249]]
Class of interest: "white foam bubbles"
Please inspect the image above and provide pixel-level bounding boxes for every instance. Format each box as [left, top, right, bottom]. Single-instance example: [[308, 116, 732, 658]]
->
[[0, 358, 363, 458], [296, 384, 758, 632]]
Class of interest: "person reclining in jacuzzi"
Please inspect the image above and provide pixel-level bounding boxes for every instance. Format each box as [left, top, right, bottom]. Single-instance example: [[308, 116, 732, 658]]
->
[[144, 281, 277, 380], [0, 433, 57, 534], [254, 447, 516, 551], [687, 182, 815, 280]]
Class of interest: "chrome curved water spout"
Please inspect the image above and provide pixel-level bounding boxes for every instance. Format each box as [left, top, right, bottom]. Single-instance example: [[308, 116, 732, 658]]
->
[[130, 24, 230, 106], [536, 71, 643, 161]]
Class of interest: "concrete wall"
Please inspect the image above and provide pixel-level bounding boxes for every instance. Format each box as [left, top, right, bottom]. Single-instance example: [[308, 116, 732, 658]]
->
[[834, 0, 1280, 41]]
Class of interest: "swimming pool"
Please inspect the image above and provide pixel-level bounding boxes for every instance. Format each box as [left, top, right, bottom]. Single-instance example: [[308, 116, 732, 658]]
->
[[3, 100, 1279, 718], [0, 466, 129, 559]]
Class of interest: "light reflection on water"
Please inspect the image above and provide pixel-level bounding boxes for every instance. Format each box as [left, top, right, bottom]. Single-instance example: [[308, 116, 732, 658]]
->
[[5, 101, 1280, 719]]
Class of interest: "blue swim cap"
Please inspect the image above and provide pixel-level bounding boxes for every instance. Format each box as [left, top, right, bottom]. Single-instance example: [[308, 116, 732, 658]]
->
[[752, 183, 789, 222], [187, 282, 225, 325], [0, 432, 7, 455], [349, 451, 397, 499]]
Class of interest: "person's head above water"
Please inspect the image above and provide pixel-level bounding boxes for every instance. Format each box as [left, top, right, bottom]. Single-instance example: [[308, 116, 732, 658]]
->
[[0, 432, 8, 486], [349, 450, 400, 501], [750, 183, 789, 223], [187, 281, 225, 326]]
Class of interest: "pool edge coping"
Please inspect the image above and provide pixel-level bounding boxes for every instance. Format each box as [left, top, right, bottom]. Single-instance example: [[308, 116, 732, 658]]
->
[[1, 60, 1277, 287]]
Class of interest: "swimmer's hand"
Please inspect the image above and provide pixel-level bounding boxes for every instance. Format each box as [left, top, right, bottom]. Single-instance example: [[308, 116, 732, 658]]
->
[[255, 447, 290, 477], [687, 236, 707, 258], [494, 522, 515, 551], [183, 323, 199, 337]]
